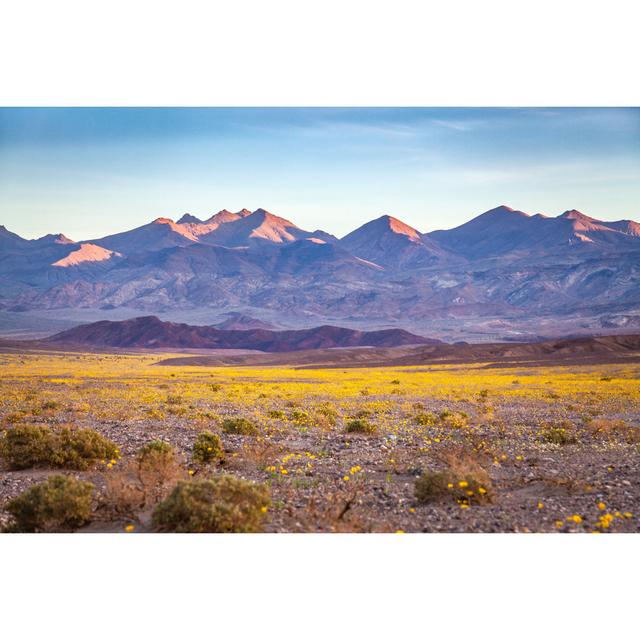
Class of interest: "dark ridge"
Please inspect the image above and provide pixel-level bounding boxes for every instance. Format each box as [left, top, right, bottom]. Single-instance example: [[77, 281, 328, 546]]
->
[[45, 316, 440, 352]]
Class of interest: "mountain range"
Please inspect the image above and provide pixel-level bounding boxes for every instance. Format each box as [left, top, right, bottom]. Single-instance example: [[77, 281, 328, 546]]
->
[[45, 316, 438, 351], [1, 205, 639, 341]]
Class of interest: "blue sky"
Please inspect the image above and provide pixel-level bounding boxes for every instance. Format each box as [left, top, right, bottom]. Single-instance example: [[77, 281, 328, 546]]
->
[[0, 107, 638, 240]]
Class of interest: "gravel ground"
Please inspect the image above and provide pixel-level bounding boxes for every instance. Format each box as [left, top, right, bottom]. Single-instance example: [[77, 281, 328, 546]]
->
[[0, 354, 638, 533]]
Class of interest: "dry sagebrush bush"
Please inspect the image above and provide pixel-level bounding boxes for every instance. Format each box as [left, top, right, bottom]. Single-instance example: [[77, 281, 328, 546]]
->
[[152, 476, 270, 533], [105, 440, 186, 515], [415, 446, 493, 507], [584, 418, 639, 443], [137, 440, 184, 504], [192, 431, 225, 465], [0, 424, 118, 470], [4, 475, 93, 533]]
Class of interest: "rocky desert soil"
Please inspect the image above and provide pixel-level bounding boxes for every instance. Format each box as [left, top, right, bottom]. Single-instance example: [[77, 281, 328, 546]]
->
[[0, 350, 638, 533]]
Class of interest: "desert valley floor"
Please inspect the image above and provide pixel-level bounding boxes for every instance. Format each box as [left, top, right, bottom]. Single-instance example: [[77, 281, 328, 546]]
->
[[0, 347, 638, 533]]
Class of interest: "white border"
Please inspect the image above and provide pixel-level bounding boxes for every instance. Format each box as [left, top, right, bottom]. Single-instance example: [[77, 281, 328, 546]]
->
[[0, 534, 637, 638], [1, 0, 639, 106]]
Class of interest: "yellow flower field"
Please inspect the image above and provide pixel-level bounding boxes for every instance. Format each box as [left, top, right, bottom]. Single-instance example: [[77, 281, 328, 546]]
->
[[0, 351, 638, 533]]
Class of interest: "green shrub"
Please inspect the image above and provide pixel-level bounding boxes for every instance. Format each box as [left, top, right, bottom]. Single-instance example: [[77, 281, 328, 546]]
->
[[4, 475, 93, 532], [345, 419, 377, 434], [539, 423, 577, 445], [56, 427, 119, 469], [137, 440, 179, 474], [268, 409, 286, 419], [415, 411, 437, 426], [192, 431, 225, 465], [152, 476, 270, 533], [138, 439, 174, 459], [222, 417, 258, 436], [0, 424, 118, 470], [439, 410, 469, 429], [414, 470, 451, 503]]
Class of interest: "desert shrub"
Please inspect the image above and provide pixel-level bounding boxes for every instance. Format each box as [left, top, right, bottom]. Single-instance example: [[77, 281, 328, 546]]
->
[[4, 475, 93, 533], [0, 424, 52, 469], [165, 394, 183, 405], [103, 440, 181, 516], [289, 409, 313, 425], [345, 419, 377, 434], [41, 400, 61, 411], [415, 446, 493, 506], [152, 476, 270, 533], [268, 409, 286, 419], [137, 440, 182, 500], [192, 431, 225, 465], [539, 422, 578, 445], [415, 469, 492, 506], [415, 411, 437, 426], [0, 424, 118, 470], [584, 418, 639, 443], [105, 440, 184, 513], [104, 463, 147, 515], [55, 427, 119, 469], [414, 470, 451, 503], [390, 379, 401, 385], [315, 405, 339, 425], [439, 410, 469, 429], [222, 417, 258, 436]]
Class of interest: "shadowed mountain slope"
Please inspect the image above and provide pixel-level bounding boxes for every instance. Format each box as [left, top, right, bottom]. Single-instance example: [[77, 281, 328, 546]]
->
[[46, 316, 439, 351], [2, 205, 639, 339]]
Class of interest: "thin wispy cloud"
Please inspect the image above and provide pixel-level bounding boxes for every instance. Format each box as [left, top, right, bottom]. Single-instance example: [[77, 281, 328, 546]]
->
[[1, 107, 638, 238]]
